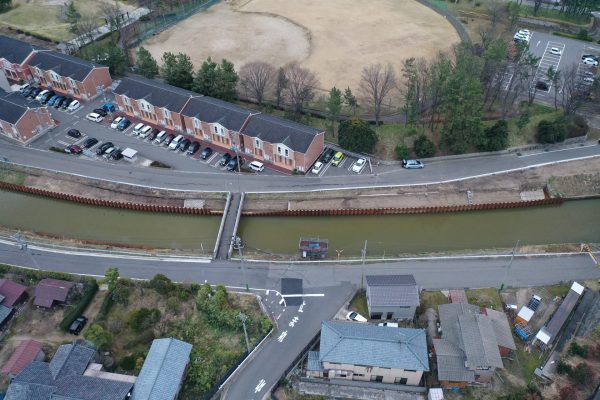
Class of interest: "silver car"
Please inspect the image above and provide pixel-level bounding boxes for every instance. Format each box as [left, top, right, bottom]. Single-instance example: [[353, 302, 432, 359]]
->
[[402, 159, 424, 169]]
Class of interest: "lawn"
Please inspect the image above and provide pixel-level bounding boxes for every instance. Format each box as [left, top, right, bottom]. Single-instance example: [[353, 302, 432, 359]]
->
[[545, 283, 571, 298], [466, 288, 503, 310], [420, 291, 449, 311]]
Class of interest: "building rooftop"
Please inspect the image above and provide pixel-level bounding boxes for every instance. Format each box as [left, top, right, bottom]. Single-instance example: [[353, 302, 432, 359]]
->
[[0, 278, 28, 307], [366, 274, 420, 307], [181, 95, 252, 132], [242, 113, 322, 153], [114, 76, 193, 112], [0, 35, 40, 64], [0, 89, 40, 125], [28, 51, 104, 82], [537, 281, 584, 345], [33, 278, 74, 308], [2, 340, 43, 376]]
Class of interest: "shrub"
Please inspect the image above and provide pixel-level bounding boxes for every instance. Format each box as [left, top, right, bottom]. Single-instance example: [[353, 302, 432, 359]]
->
[[566, 115, 589, 138], [559, 385, 579, 400], [149, 274, 175, 295], [537, 117, 567, 144], [83, 323, 113, 349], [338, 118, 378, 153], [119, 355, 136, 371], [49, 146, 66, 153], [413, 134, 436, 158], [569, 342, 589, 358], [59, 280, 99, 331], [128, 308, 161, 332], [557, 360, 572, 375], [570, 362, 595, 386], [479, 120, 509, 151], [395, 144, 410, 160], [112, 283, 130, 305]]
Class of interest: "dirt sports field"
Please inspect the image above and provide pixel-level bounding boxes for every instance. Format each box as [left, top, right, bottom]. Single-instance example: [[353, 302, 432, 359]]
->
[[141, 0, 460, 90]]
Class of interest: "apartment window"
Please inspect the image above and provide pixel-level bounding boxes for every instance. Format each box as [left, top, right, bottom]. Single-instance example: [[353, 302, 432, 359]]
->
[[193, 118, 201, 129], [285, 149, 289, 157], [214, 126, 218, 134], [123, 96, 130, 106], [255, 139, 260, 148], [395, 377, 408, 385], [277, 146, 282, 155], [164, 109, 171, 118]]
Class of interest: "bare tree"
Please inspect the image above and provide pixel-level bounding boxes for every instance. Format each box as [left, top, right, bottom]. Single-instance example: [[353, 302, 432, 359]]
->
[[283, 63, 320, 114], [275, 67, 287, 107], [359, 63, 397, 124], [560, 65, 584, 115], [99, 0, 125, 41], [239, 61, 275, 105], [75, 15, 99, 47]]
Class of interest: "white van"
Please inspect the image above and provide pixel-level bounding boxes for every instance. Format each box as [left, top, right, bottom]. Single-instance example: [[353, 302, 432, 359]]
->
[[169, 134, 184, 150], [249, 161, 264, 172], [153, 130, 167, 144], [139, 125, 152, 138], [132, 123, 145, 135]]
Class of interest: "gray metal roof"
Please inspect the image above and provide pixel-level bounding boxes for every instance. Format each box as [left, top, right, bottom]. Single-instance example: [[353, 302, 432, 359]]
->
[[0, 35, 40, 64], [319, 321, 429, 371], [181, 95, 252, 132], [366, 275, 417, 286], [241, 113, 322, 153], [307, 351, 322, 372], [29, 51, 104, 82], [484, 308, 516, 350], [544, 286, 583, 339], [49, 344, 95, 380], [114, 76, 193, 112], [458, 314, 503, 369], [131, 338, 192, 400], [367, 275, 419, 307], [5, 381, 55, 400], [52, 376, 133, 400], [0, 304, 12, 325], [432, 339, 475, 382], [0, 90, 33, 124]]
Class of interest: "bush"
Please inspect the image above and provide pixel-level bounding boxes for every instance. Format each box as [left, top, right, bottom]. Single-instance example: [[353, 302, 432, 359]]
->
[[570, 362, 595, 386], [413, 134, 436, 158], [479, 120, 509, 151], [395, 144, 410, 160], [97, 292, 115, 321], [128, 308, 161, 332], [559, 385, 579, 400], [537, 117, 567, 144], [338, 118, 378, 154], [112, 283, 130, 305], [59, 280, 99, 331], [149, 274, 175, 295], [49, 146, 66, 153], [83, 323, 113, 349], [119, 354, 136, 371], [569, 342, 589, 358], [566, 115, 589, 138], [557, 360, 572, 375]]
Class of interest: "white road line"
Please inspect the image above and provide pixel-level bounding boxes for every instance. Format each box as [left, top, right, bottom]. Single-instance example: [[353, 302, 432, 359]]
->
[[254, 379, 266, 393], [320, 161, 332, 176], [281, 294, 325, 297]]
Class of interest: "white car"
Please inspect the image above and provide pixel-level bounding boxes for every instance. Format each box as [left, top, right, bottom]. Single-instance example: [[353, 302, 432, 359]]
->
[[311, 161, 324, 175], [110, 116, 124, 129], [378, 322, 399, 328], [549, 47, 562, 56], [518, 29, 531, 37], [352, 158, 367, 173], [582, 58, 599, 66], [402, 159, 425, 169], [346, 311, 367, 323], [583, 76, 595, 84], [67, 100, 80, 112], [35, 89, 49, 102], [86, 112, 103, 123]]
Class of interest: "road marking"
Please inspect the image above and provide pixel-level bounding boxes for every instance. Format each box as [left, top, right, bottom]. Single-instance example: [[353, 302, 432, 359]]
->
[[298, 301, 306, 313], [281, 293, 325, 297], [518, 144, 598, 157], [277, 331, 288, 342], [57, 140, 69, 146], [254, 379, 266, 393]]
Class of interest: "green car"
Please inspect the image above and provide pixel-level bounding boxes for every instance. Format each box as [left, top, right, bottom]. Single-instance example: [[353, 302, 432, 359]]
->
[[331, 151, 344, 166]]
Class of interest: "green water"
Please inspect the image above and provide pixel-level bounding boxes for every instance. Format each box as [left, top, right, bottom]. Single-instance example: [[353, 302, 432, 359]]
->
[[238, 199, 600, 256]]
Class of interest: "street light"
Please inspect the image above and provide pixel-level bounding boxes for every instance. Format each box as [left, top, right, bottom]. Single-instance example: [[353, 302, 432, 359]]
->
[[233, 236, 248, 291]]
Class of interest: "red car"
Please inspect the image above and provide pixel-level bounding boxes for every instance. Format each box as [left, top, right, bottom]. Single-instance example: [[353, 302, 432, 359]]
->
[[66, 144, 83, 155]]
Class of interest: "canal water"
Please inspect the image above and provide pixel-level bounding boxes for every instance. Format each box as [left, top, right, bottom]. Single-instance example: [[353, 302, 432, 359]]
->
[[238, 199, 600, 257], [0, 190, 221, 252]]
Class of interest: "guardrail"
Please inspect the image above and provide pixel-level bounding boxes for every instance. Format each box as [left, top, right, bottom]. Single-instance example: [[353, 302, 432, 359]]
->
[[213, 192, 232, 259]]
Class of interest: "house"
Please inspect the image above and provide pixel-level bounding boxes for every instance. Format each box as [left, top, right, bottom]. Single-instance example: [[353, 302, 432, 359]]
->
[[534, 282, 585, 347], [307, 321, 429, 386], [433, 302, 515, 387], [131, 337, 192, 400], [1, 340, 44, 377], [365, 275, 420, 320], [0, 278, 28, 307], [5, 343, 133, 400], [0, 89, 55, 144], [33, 278, 74, 308], [27, 50, 111, 100], [0, 35, 39, 82]]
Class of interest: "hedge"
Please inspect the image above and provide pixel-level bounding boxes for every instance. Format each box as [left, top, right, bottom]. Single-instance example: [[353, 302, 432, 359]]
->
[[59, 280, 99, 331]]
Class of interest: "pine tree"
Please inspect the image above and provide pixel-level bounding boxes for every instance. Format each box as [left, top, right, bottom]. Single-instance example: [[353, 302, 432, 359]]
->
[[136, 47, 159, 79]]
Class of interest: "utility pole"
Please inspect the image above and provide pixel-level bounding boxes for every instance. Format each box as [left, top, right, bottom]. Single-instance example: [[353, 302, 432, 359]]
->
[[500, 240, 519, 292], [233, 236, 248, 291], [361, 240, 368, 289], [238, 312, 250, 353]]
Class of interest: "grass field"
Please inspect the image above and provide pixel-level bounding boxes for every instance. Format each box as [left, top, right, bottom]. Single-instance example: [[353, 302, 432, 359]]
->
[[141, 0, 460, 90]]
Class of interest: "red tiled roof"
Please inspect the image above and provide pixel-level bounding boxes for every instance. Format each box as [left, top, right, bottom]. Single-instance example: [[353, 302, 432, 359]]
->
[[33, 278, 74, 308], [1, 339, 43, 375], [0, 279, 27, 307]]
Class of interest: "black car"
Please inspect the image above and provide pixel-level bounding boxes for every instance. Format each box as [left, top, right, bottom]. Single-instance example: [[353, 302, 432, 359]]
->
[[226, 156, 240, 171], [178, 139, 191, 152], [82, 137, 98, 149], [22, 87, 35, 97], [164, 134, 175, 146], [61, 98, 74, 110], [535, 80, 549, 91], [148, 128, 160, 141], [53, 96, 66, 108], [320, 148, 335, 163], [28, 88, 42, 99], [69, 316, 88, 335], [219, 153, 232, 166], [96, 142, 113, 155], [110, 149, 123, 160], [201, 147, 213, 160], [187, 142, 201, 155], [67, 129, 82, 139], [93, 108, 108, 117]]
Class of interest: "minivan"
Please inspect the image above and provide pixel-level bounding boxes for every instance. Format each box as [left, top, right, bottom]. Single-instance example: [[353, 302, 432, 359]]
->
[[153, 131, 167, 144], [139, 125, 153, 139], [35, 89, 49, 102], [249, 161, 264, 172], [132, 123, 145, 135], [169, 134, 184, 150]]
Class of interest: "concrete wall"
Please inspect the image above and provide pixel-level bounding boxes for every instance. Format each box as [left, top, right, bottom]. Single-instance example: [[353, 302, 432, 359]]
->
[[323, 362, 423, 385]]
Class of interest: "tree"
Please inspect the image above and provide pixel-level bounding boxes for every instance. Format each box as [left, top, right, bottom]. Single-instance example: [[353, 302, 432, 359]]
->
[[283, 63, 319, 114], [149, 274, 174, 295], [84, 323, 113, 349], [83, 43, 128, 76], [193, 58, 238, 101], [0, 0, 11, 11], [65, 1, 79, 33], [414, 134, 436, 158], [275, 67, 288, 107], [343, 87, 358, 116], [546, 65, 561, 110], [112, 283, 130, 305], [558, 385, 579, 400], [427, 53, 451, 130], [136, 47, 159, 79], [326, 87, 342, 136], [571, 362, 595, 387], [104, 267, 119, 292], [338, 118, 378, 153], [478, 120, 509, 151], [560, 65, 585, 116], [239, 61, 275, 105], [395, 144, 410, 160], [359, 63, 397, 125], [216, 59, 238, 102], [99, 0, 124, 40], [128, 308, 161, 332], [517, 109, 530, 132], [74, 15, 98, 46], [161, 52, 194, 90], [401, 58, 419, 126]]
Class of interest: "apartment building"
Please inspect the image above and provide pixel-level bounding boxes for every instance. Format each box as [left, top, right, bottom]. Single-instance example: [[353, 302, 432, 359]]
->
[[0, 89, 55, 144]]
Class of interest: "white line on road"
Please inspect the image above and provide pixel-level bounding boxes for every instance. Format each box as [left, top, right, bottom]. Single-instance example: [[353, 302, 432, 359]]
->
[[277, 331, 288, 343], [281, 294, 325, 297], [518, 144, 598, 157], [254, 379, 266, 394]]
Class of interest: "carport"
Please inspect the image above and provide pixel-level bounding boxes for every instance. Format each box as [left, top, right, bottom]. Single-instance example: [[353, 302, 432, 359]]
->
[[122, 148, 137, 161]]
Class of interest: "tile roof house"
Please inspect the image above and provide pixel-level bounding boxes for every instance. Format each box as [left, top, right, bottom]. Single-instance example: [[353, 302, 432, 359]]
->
[[366, 275, 420, 320], [0, 35, 39, 82], [5, 343, 133, 400], [2, 340, 44, 377], [0, 279, 28, 307], [0, 89, 55, 144], [433, 303, 515, 387], [131, 337, 192, 400], [33, 278, 75, 308], [26, 50, 112, 100], [307, 321, 429, 386]]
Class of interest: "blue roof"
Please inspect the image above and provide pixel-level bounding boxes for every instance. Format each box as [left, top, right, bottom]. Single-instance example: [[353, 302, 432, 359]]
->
[[131, 338, 192, 400], [319, 321, 429, 371]]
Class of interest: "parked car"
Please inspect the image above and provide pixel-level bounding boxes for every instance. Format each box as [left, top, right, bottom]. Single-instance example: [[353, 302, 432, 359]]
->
[[346, 311, 367, 323], [535, 80, 549, 91], [200, 147, 213, 160], [163, 134, 175, 146], [378, 322, 399, 328], [67, 129, 82, 139], [148, 129, 160, 142], [103, 147, 117, 158], [249, 160, 264, 172], [28, 87, 42, 99], [21, 86, 35, 97], [169, 134, 184, 150], [117, 118, 131, 131], [93, 108, 108, 117], [187, 141, 200, 155], [86, 112, 103, 123], [139, 125, 153, 139], [65, 144, 82, 154], [35, 89, 49, 102], [82, 137, 98, 149], [178, 139, 191, 152], [47, 94, 61, 106], [39, 90, 55, 104], [352, 158, 367, 173], [549, 47, 562, 56], [110, 116, 124, 129], [53, 96, 66, 108], [331, 151, 344, 167], [154, 131, 168, 144], [109, 149, 123, 160], [61, 98, 74, 110], [402, 159, 424, 169], [311, 161, 324, 175], [96, 142, 113, 155], [226, 156, 240, 171], [68, 316, 88, 335], [102, 103, 115, 113], [320, 148, 335, 163], [219, 153, 232, 166], [582, 57, 599, 66], [581, 54, 599, 62], [132, 123, 145, 135], [67, 100, 81, 112], [583, 76, 595, 84], [18, 83, 30, 93]]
